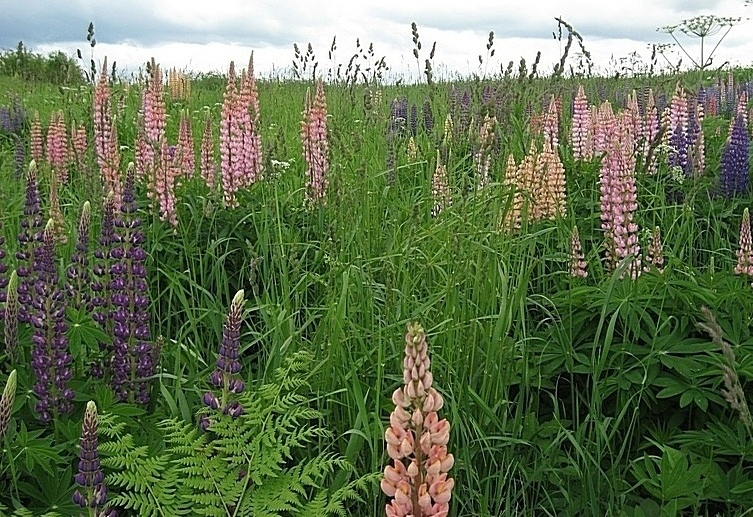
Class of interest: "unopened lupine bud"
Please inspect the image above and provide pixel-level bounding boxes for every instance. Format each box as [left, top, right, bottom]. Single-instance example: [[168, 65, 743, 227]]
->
[[0, 370, 17, 440]]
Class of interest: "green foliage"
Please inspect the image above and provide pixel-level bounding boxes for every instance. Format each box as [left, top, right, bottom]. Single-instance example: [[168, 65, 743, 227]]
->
[[99, 351, 373, 516], [0, 41, 85, 84]]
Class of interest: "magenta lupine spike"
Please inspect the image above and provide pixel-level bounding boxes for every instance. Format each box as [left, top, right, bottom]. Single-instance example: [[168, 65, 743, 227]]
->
[[382, 322, 454, 517], [570, 226, 588, 278], [200, 111, 216, 189], [571, 85, 590, 160], [177, 110, 195, 179], [220, 61, 242, 208], [431, 150, 451, 217], [135, 98, 152, 180], [735, 208, 753, 279], [30, 110, 43, 163], [301, 80, 329, 207]]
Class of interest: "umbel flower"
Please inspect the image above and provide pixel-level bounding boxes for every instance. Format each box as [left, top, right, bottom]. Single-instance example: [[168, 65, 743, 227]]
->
[[201, 289, 246, 430], [382, 322, 454, 517], [73, 401, 117, 516]]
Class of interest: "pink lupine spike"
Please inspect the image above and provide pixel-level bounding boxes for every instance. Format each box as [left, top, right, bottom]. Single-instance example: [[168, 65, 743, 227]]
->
[[382, 323, 454, 517], [735, 208, 753, 279], [200, 111, 216, 189], [571, 84, 590, 160], [301, 80, 329, 207], [177, 110, 195, 179]]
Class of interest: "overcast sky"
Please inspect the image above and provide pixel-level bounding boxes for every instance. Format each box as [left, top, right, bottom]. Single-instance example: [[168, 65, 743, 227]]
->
[[1, 0, 751, 80]]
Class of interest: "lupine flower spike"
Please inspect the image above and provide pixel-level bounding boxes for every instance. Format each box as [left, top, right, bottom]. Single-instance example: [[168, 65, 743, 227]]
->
[[735, 208, 753, 284], [73, 401, 117, 516], [382, 322, 454, 517], [645, 226, 665, 273], [201, 289, 246, 430], [0, 370, 17, 440], [4, 271, 19, 361], [570, 226, 588, 278]]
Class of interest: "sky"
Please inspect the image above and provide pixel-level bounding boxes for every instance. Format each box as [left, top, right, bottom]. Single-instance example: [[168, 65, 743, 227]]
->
[[1, 0, 752, 81]]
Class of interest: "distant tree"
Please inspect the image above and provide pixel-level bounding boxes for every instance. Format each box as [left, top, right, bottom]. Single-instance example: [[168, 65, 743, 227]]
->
[[0, 41, 85, 84]]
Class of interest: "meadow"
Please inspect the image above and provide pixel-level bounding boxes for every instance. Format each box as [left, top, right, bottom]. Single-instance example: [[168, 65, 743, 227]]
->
[[1, 25, 753, 517]]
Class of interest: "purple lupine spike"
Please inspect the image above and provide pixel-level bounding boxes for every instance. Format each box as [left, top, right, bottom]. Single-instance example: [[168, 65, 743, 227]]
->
[[31, 220, 74, 423], [720, 113, 750, 198], [201, 289, 246, 431], [16, 160, 43, 324], [73, 401, 117, 516], [91, 192, 116, 378], [409, 103, 418, 137], [66, 201, 92, 312], [422, 98, 434, 134], [110, 164, 153, 404]]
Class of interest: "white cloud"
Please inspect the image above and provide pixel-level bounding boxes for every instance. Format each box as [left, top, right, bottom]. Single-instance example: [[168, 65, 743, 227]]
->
[[3, 0, 752, 80]]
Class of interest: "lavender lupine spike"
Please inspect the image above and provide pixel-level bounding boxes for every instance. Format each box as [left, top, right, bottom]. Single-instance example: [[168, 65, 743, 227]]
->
[[382, 323, 454, 517], [16, 160, 43, 324], [31, 219, 74, 423], [73, 401, 117, 517], [201, 289, 245, 431], [66, 201, 92, 312], [4, 271, 19, 362], [0, 370, 17, 440], [110, 164, 153, 404]]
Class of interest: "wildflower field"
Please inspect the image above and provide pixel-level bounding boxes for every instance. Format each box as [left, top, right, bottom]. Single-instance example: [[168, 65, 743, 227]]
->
[[1, 26, 753, 517]]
